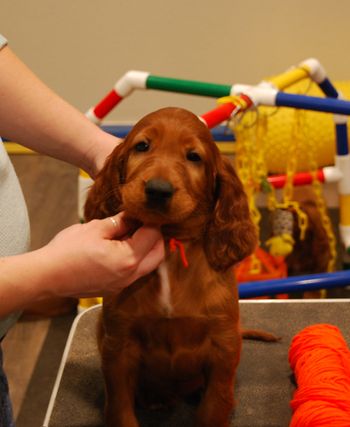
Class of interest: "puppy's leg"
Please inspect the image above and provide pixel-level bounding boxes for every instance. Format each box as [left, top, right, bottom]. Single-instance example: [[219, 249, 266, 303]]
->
[[194, 337, 240, 427], [102, 342, 140, 427]]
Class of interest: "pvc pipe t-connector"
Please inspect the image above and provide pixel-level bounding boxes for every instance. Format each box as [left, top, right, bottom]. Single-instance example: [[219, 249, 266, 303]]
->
[[231, 84, 278, 107]]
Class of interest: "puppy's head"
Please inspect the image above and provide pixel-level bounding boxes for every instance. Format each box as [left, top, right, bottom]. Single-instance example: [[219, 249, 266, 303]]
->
[[85, 107, 257, 270]]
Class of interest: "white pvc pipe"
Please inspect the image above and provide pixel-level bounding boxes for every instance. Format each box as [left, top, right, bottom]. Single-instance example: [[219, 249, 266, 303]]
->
[[85, 108, 100, 124], [300, 58, 327, 84], [323, 166, 343, 184], [114, 70, 150, 97], [78, 174, 94, 220], [231, 84, 278, 106], [335, 154, 350, 195], [339, 225, 350, 251]]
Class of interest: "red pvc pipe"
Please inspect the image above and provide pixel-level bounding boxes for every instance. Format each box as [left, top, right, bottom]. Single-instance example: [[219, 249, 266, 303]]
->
[[94, 90, 123, 119], [200, 95, 253, 129], [200, 102, 238, 128], [268, 169, 325, 189]]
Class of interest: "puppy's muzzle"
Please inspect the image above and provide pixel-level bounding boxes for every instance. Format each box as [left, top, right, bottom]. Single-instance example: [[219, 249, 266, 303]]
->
[[145, 179, 174, 209]]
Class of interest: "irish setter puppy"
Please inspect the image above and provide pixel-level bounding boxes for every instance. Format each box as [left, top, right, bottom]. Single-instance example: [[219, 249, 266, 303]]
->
[[84, 107, 257, 427]]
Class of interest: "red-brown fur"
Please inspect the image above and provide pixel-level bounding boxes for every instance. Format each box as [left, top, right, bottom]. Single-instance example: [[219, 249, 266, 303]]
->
[[285, 187, 332, 299], [85, 107, 257, 427], [286, 187, 332, 277]]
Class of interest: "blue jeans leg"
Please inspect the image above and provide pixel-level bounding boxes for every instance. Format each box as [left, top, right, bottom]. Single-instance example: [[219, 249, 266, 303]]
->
[[0, 345, 15, 427]]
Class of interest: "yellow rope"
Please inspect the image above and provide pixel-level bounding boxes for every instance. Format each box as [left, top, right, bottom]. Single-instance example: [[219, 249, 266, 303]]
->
[[283, 109, 301, 203], [230, 101, 336, 275], [232, 111, 263, 230], [234, 110, 289, 268], [278, 109, 308, 240], [231, 109, 272, 273]]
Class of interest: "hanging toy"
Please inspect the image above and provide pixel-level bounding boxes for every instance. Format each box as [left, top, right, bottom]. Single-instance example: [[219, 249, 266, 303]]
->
[[266, 208, 295, 257]]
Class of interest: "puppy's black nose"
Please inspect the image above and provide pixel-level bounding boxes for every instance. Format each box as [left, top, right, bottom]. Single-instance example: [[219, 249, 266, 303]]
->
[[145, 179, 174, 203]]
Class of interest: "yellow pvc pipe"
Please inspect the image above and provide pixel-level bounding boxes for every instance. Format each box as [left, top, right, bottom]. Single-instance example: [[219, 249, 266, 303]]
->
[[339, 194, 350, 226], [78, 297, 103, 311], [79, 169, 90, 179], [268, 67, 310, 91], [217, 142, 235, 155], [4, 142, 33, 154]]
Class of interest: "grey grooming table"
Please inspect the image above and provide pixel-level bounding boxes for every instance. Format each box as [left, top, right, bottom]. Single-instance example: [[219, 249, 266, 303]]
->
[[43, 300, 350, 427]]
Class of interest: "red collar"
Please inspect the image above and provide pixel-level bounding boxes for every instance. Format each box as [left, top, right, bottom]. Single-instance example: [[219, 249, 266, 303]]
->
[[169, 238, 189, 268]]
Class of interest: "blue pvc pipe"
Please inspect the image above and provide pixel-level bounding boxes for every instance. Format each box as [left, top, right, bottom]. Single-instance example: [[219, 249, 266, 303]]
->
[[335, 123, 349, 155], [318, 78, 339, 98], [238, 270, 350, 298], [276, 92, 350, 116]]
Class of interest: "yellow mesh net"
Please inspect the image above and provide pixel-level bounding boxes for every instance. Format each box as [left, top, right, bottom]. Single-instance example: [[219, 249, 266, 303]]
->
[[258, 80, 350, 173]]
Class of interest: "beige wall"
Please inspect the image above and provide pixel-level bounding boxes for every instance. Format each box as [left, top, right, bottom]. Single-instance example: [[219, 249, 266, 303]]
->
[[2, 0, 350, 123]]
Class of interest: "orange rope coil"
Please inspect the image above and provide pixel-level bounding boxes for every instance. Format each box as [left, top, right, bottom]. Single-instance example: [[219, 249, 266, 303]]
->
[[289, 324, 350, 426]]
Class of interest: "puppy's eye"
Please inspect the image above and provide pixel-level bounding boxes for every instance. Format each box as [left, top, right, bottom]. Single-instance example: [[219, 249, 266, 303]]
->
[[134, 141, 150, 152], [186, 151, 202, 162]]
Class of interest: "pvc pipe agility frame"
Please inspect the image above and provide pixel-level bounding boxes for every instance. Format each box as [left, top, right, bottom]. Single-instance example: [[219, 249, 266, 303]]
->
[[86, 58, 350, 252], [238, 270, 350, 299], [84, 58, 350, 296]]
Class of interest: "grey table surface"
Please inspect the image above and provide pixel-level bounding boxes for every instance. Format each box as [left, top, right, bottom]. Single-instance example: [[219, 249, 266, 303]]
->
[[44, 300, 350, 427]]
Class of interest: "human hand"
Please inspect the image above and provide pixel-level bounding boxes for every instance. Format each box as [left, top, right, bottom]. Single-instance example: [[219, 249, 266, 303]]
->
[[39, 212, 164, 298]]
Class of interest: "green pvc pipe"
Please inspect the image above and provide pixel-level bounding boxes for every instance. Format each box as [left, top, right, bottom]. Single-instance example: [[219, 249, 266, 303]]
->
[[146, 75, 231, 98]]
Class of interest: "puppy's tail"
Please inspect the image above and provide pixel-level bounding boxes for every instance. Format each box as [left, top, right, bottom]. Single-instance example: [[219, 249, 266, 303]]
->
[[241, 329, 281, 342]]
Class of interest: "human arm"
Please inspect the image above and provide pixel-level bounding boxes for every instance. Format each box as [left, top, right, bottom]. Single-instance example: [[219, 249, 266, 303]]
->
[[0, 45, 119, 178], [0, 213, 164, 318]]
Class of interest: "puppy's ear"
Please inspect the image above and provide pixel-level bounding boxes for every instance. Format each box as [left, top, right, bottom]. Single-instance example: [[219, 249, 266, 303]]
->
[[205, 156, 257, 271], [84, 143, 128, 221]]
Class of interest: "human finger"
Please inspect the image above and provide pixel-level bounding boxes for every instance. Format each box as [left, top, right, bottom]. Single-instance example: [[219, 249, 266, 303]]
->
[[133, 237, 165, 277], [98, 212, 131, 239], [127, 226, 164, 260]]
